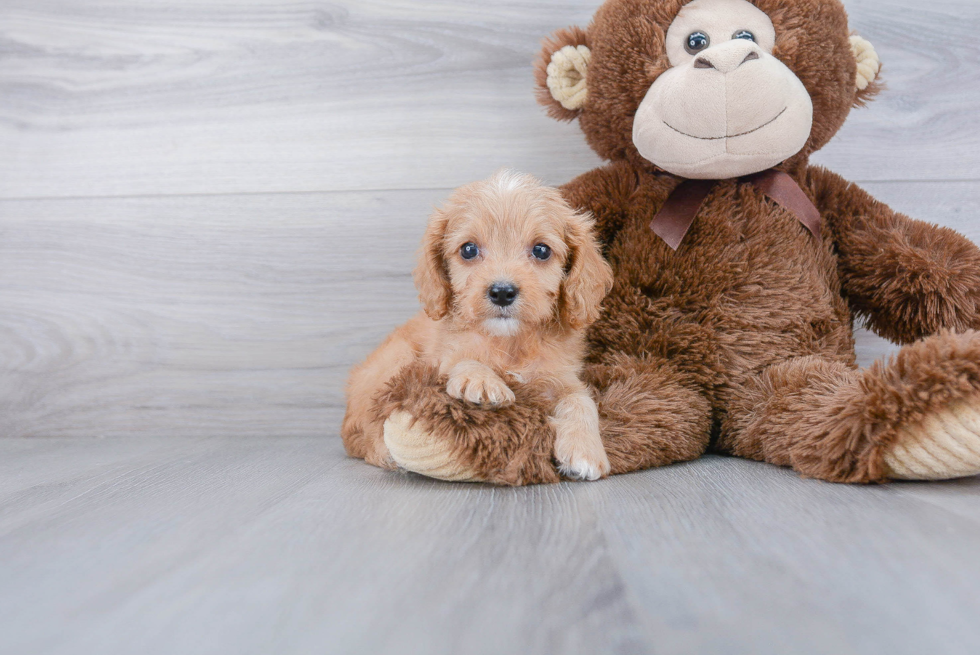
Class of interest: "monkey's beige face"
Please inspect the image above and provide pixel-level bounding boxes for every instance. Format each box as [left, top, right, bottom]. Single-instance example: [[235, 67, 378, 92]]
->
[[632, 0, 813, 179], [442, 184, 570, 337]]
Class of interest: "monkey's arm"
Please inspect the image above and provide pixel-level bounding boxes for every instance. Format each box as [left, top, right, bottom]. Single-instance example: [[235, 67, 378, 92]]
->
[[560, 160, 638, 248], [808, 165, 980, 344]]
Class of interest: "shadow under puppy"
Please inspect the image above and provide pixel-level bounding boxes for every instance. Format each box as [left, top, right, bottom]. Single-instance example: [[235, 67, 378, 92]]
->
[[342, 170, 614, 480]]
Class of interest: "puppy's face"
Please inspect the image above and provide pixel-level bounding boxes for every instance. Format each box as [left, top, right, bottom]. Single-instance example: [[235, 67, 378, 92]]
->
[[443, 185, 569, 337], [415, 171, 613, 336]]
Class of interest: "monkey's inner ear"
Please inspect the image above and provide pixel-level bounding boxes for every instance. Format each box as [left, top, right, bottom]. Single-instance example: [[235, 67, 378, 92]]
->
[[850, 35, 882, 104], [534, 26, 590, 121], [548, 45, 591, 111]]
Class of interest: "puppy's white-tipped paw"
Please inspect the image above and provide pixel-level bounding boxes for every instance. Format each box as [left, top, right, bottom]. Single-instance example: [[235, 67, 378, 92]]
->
[[474, 378, 516, 406], [552, 393, 609, 481], [558, 455, 610, 481], [555, 436, 610, 481], [447, 372, 514, 407], [446, 375, 467, 401]]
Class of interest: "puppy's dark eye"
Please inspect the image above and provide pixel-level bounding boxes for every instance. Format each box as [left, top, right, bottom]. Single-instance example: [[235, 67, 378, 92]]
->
[[531, 244, 552, 261], [685, 32, 710, 55], [460, 242, 479, 260], [732, 30, 755, 42]]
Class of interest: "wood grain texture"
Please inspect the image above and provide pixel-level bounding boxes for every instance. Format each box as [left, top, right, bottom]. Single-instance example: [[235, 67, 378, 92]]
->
[[587, 457, 980, 655], [0, 0, 978, 200], [1, 439, 979, 655], [0, 190, 426, 438], [0, 181, 975, 438]]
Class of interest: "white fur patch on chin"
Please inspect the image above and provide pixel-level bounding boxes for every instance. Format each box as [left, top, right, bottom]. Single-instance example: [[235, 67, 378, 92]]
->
[[483, 317, 520, 337]]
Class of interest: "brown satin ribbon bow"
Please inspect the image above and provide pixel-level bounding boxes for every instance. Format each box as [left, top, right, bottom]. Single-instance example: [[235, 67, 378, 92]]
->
[[650, 169, 822, 251]]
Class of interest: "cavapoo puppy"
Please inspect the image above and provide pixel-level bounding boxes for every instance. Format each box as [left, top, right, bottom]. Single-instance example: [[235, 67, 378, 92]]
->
[[342, 170, 614, 480]]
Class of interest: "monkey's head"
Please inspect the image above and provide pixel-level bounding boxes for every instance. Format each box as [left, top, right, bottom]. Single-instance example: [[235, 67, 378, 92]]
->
[[535, 0, 881, 179]]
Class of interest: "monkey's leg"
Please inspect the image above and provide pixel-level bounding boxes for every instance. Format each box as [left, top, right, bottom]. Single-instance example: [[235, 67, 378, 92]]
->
[[378, 362, 562, 485], [585, 353, 712, 475], [378, 354, 712, 485], [721, 331, 980, 482]]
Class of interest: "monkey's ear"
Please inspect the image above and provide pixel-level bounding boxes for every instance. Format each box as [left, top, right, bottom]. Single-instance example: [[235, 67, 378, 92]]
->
[[534, 26, 591, 121], [850, 35, 882, 106], [413, 208, 452, 320]]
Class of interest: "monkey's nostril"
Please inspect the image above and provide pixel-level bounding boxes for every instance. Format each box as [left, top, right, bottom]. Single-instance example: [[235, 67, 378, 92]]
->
[[488, 283, 519, 307], [694, 57, 715, 69], [741, 51, 760, 65]]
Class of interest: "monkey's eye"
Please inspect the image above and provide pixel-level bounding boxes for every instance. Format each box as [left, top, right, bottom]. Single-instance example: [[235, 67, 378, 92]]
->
[[732, 30, 756, 42], [685, 32, 710, 55], [460, 242, 479, 260], [531, 244, 552, 261]]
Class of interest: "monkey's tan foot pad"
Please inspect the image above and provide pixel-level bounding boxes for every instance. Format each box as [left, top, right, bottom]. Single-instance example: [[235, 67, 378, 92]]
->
[[383, 411, 484, 482], [885, 397, 980, 481]]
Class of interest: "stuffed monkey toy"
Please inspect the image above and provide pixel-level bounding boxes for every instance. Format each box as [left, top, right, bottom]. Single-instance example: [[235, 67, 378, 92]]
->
[[373, 0, 980, 485]]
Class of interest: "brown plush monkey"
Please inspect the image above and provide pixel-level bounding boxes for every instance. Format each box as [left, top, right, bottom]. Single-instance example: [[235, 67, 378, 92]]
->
[[375, 0, 980, 485]]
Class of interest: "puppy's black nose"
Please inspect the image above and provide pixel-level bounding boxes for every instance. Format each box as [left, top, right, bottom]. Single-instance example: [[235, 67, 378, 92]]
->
[[488, 282, 519, 307]]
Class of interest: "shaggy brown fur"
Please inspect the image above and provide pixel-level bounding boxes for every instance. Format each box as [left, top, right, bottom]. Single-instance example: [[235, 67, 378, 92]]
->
[[376, 362, 562, 486], [378, 0, 980, 484], [721, 331, 980, 482]]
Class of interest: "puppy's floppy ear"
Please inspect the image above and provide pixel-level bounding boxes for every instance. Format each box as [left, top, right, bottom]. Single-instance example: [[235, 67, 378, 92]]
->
[[534, 26, 591, 121], [413, 207, 452, 320], [559, 209, 613, 330], [850, 34, 882, 107]]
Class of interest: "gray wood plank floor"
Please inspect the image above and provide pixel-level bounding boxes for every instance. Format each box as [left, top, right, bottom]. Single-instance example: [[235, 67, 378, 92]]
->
[[3, 438, 980, 655], [2, 0, 980, 653]]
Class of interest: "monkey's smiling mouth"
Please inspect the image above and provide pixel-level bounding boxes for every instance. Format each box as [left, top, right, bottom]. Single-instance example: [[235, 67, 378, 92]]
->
[[663, 107, 787, 141]]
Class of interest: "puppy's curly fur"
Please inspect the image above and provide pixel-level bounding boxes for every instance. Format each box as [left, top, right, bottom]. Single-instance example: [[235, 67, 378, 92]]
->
[[341, 170, 613, 479]]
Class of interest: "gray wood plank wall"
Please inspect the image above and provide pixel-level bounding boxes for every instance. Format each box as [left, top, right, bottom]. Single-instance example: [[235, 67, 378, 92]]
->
[[1, 0, 979, 438], [4, 439, 980, 655]]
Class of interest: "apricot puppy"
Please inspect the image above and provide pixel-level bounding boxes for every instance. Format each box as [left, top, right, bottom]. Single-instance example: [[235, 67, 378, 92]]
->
[[342, 170, 614, 480]]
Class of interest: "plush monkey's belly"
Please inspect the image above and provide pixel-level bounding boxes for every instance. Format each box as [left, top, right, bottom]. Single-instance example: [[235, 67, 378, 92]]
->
[[591, 180, 856, 383]]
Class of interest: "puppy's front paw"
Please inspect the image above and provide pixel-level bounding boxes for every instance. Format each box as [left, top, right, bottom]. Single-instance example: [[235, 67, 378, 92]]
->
[[446, 370, 515, 407], [555, 436, 611, 481], [552, 393, 610, 481]]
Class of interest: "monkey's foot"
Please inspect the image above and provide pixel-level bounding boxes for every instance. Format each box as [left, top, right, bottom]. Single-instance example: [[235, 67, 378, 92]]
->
[[885, 396, 980, 480], [384, 411, 483, 482], [375, 362, 561, 486]]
